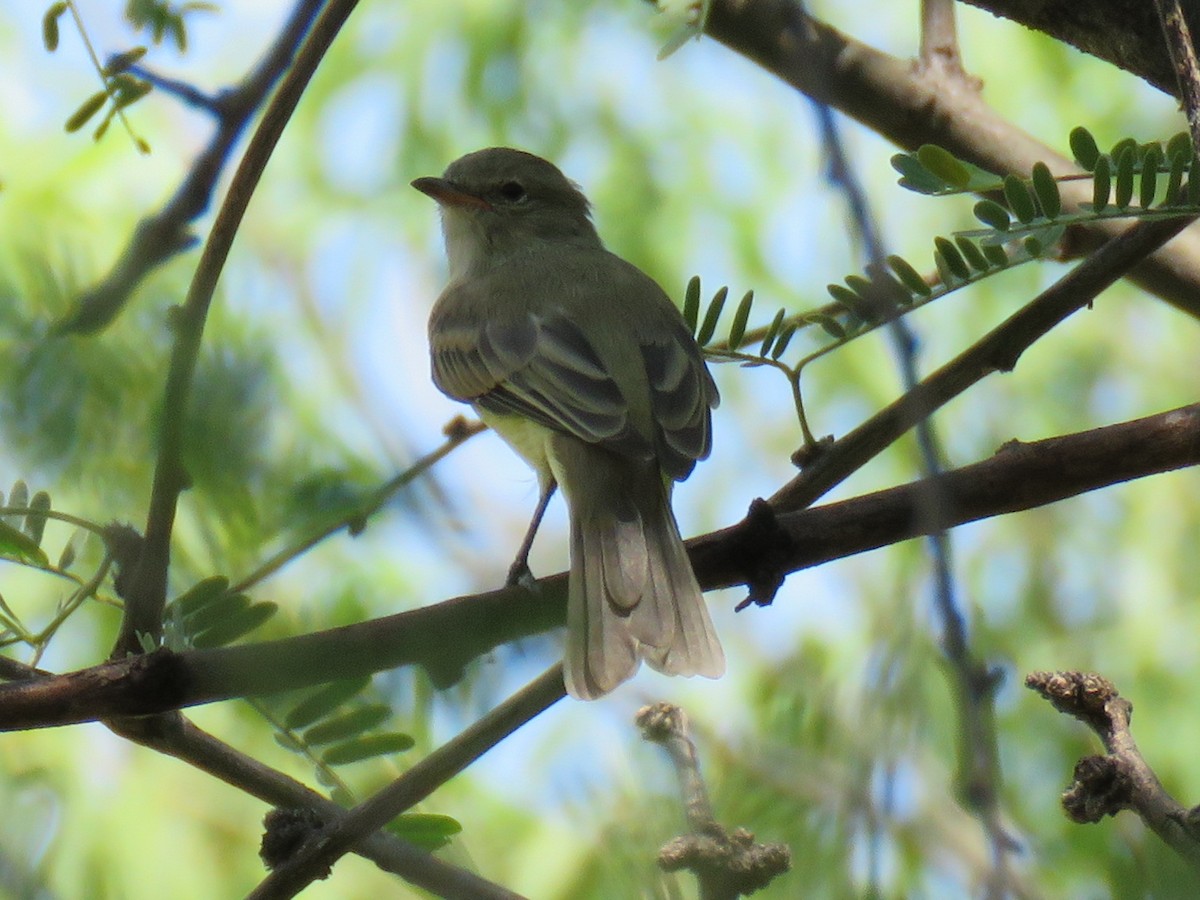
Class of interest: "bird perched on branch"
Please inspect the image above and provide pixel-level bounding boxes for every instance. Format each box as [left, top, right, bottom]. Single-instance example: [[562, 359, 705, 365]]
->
[[414, 147, 724, 699]]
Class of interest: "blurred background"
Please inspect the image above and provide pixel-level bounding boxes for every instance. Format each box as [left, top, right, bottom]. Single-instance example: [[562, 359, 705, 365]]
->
[[0, 1, 1196, 896]]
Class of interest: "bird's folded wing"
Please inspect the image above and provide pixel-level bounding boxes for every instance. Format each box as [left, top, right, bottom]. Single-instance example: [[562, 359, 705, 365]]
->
[[432, 311, 649, 456], [640, 331, 720, 480]]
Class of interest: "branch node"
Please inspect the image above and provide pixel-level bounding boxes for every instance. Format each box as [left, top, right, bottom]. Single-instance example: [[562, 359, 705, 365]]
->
[[729, 500, 795, 611], [1062, 754, 1133, 823], [259, 807, 330, 877]]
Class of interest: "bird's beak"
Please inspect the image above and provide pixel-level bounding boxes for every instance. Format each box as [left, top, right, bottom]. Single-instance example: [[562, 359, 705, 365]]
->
[[411, 176, 492, 210]]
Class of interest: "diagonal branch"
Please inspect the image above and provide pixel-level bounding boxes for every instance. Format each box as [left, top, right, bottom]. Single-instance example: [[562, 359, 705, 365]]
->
[[55, 0, 325, 334], [107, 712, 523, 898], [244, 665, 565, 898]]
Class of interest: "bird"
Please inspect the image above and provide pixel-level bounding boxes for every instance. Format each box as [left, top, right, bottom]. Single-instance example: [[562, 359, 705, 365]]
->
[[413, 147, 724, 699]]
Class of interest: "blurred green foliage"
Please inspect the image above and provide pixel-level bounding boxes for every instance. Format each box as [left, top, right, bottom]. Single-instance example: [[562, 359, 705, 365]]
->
[[0, 1, 1197, 897]]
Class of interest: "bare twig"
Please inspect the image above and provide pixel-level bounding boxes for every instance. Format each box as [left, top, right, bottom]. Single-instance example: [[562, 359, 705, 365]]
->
[[56, 0, 326, 334], [113, 0, 362, 657], [244, 665, 566, 898], [638, 703, 791, 899], [1026, 671, 1200, 873], [1, 403, 1198, 730], [1154, 0, 1200, 152]]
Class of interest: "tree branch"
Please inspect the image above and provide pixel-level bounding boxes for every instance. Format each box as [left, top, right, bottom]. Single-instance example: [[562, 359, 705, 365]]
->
[[55, 0, 325, 334], [1026, 671, 1200, 874], [0, 402, 1196, 729], [244, 665, 565, 898], [107, 712, 522, 898], [701, 0, 1200, 319]]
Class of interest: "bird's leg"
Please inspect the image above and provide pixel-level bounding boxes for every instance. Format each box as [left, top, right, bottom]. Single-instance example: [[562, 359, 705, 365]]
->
[[506, 479, 557, 590]]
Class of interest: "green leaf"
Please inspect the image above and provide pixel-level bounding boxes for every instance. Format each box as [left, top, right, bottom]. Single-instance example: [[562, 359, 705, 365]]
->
[[727, 290, 753, 349], [1166, 131, 1192, 162], [887, 255, 931, 296], [1189, 155, 1200, 207], [695, 286, 728, 347], [191, 602, 277, 648], [934, 237, 970, 280], [981, 242, 1009, 267], [1164, 149, 1187, 206], [321, 733, 416, 766], [58, 529, 80, 570], [102, 46, 147, 77], [1139, 145, 1161, 208], [769, 324, 797, 360], [172, 575, 230, 618], [682, 276, 700, 333], [285, 678, 372, 730], [386, 814, 462, 851], [1023, 234, 1044, 258], [1069, 126, 1100, 170], [1030, 162, 1061, 219], [1092, 156, 1111, 212], [972, 199, 1010, 231], [43, 2, 68, 52], [806, 312, 845, 338], [758, 308, 785, 357], [1110, 137, 1138, 162], [916, 144, 971, 189], [24, 491, 51, 546], [1113, 148, 1135, 209], [274, 732, 305, 753], [109, 74, 152, 109], [890, 152, 944, 194], [65, 91, 109, 133], [183, 591, 248, 633], [5, 481, 28, 526], [0, 521, 49, 566], [302, 705, 392, 746], [955, 236, 990, 272], [1003, 175, 1036, 223]]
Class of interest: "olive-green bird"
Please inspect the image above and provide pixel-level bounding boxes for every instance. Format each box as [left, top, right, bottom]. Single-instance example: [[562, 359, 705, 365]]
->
[[413, 148, 724, 699]]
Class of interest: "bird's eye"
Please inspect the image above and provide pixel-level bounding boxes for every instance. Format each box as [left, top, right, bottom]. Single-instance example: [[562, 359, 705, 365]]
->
[[497, 180, 528, 203]]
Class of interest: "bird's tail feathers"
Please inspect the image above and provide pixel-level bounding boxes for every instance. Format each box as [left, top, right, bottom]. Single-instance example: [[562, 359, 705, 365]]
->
[[563, 473, 724, 700]]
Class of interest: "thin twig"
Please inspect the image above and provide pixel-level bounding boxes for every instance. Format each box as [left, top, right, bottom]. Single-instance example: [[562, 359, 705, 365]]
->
[[113, 0, 362, 657], [105, 712, 523, 899], [244, 665, 566, 898], [770, 212, 1195, 513], [57, 0, 326, 334], [230, 418, 485, 593], [1026, 671, 1200, 873]]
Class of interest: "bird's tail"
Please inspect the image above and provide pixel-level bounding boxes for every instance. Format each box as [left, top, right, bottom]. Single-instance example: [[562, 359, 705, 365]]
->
[[560, 449, 724, 700]]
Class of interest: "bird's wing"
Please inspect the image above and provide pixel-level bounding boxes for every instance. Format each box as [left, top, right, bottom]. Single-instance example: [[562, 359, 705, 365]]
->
[[639, 326, 719, 480], [432, 310, 651, 458]]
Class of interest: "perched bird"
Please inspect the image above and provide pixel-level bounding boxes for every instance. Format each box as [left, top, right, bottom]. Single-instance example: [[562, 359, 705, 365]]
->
[[413, 148, 724, 699]]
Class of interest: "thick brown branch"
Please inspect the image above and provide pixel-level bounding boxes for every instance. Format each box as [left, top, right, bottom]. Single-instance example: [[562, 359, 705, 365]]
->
[[0, 403, 1196, 730]]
